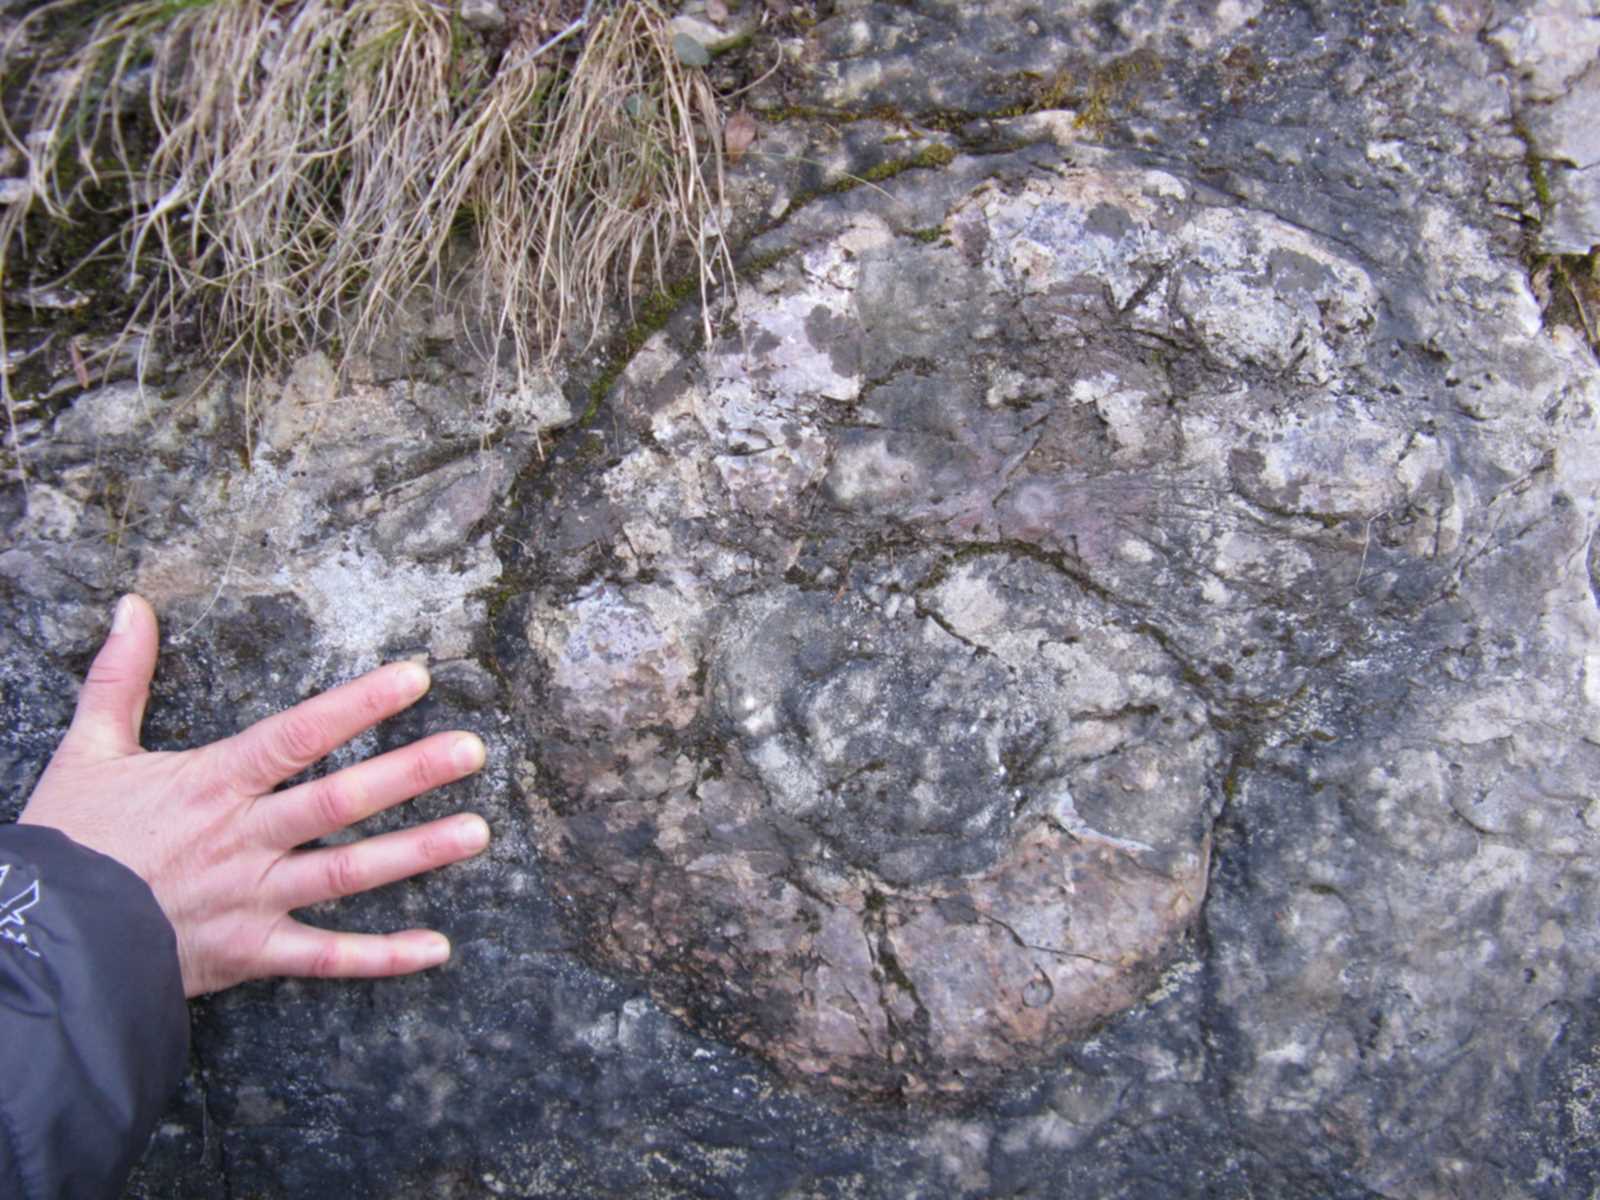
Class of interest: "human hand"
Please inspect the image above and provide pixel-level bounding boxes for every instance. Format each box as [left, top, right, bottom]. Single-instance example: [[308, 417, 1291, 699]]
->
[[19, 594, 491, 997]]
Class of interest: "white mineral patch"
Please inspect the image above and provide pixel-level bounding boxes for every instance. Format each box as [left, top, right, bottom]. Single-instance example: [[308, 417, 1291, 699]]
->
[[1173, 207, 1377, 385], [1488, 0, 1600, 99], [824, 434, 919, 507], [291, 540, 497, 663]]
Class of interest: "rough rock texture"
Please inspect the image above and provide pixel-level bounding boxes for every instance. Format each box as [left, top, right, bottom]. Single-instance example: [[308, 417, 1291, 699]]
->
[[1490, 0, 1600, 253], [3, 2, 1600, 1197]]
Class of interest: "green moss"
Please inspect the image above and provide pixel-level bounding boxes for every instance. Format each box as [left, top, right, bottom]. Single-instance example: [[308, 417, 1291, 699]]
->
[[879, 946, 918, 997], [581, 244, 797, 427], [584, 273, 702, 421], [579, 134, 962, 429], [1073, 50, 1161, 134], [1220, 44, 1267, 87], [480, 578, 525, 622], [1514, 119, 1557, 218], [1513, 121, 1599, 352], [707, 27, 756, 55], [919, 109, 978, 134], [904, 226, 945, 244], [831, 141, 957, 196], [1528, 153, 1554, 211], [747, 102, 877, 126], [583, 360, 628, 426], [571, 429, 610, 465], [1032, 70, 1074, 112], [634, 282, 695, 335], [738, 246, 796, 278]]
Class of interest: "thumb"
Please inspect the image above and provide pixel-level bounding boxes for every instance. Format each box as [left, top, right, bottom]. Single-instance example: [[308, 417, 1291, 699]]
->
[[69, 594, 159, 757]]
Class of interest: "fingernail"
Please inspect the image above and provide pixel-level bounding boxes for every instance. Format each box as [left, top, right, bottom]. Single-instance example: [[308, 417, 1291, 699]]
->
[[419, 932, 451, 967], [453, 734, 486, 773], [111, 595, 133, 635], [458, 813, 491, 853], [395, 661, 431, 699]]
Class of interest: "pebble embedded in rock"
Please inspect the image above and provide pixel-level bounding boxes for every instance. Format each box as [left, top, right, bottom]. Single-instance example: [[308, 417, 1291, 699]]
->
[[458, 0, 505, 34], [512, 159, 1401, 1095]]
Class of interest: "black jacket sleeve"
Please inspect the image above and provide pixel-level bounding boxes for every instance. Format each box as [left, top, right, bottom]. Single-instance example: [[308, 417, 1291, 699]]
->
[[0, 824, 189, 1200]]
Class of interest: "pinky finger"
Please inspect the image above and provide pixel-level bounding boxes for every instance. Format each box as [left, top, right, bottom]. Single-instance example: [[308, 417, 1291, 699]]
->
[[263, 923, 454, 980]]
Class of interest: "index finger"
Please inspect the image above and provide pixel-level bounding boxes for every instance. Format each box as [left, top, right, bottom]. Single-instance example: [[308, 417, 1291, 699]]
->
[[210, 661, 432, 795]]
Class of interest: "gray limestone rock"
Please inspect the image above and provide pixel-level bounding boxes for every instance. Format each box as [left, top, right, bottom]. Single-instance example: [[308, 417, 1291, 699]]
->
[[1489, 0, 1600, 101], [1, 2, 1598, 1198], [1544, 161, 1600, 254], [1522, 63, 1600, 169], [1490, 0, 1600, 252]]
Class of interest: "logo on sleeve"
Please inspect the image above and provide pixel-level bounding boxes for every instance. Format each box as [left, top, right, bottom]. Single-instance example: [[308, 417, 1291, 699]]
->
[[0, 863, 42, 958]]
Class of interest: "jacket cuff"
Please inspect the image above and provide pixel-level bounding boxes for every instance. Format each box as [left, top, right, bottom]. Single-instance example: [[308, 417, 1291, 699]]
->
[[0, 823, 189, 1200]]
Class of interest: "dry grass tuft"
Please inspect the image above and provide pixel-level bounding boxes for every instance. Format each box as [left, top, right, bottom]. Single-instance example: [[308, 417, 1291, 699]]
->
[[1, 0, 731, 464]]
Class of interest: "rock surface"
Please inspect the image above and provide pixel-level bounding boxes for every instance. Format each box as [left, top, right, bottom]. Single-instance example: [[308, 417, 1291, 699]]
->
[[2, 2, 1600, 1197], [1490, 0, 1600, 253]]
